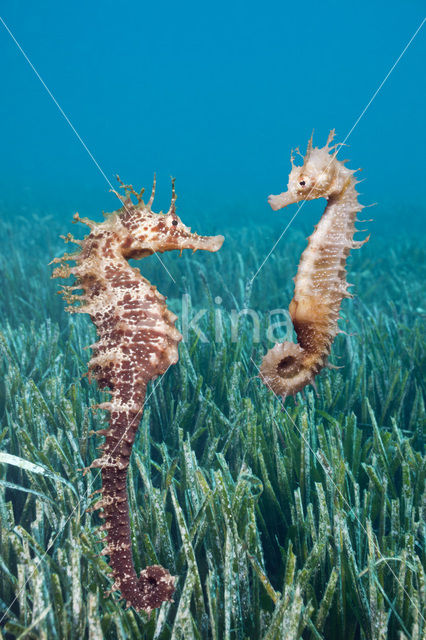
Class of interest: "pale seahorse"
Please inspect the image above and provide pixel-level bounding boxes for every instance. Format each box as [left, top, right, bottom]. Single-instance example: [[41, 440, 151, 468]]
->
[[52, 177, 224, 612], [260, 130, 369, 399]]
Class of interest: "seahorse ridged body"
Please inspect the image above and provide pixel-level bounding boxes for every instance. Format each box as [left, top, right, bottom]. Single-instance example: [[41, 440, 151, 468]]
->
[[52, 177, 223, 611], [260, 131, 369, 399]]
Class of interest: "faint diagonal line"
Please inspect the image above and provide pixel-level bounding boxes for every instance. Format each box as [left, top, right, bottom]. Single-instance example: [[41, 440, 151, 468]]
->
[[337, 15, 426, 150], [250, 15, 425, 284], [0, 367, 171, 626], [249, 356, 426, 627], [0, 15, 176, 284], [250, 206, 301, 283]]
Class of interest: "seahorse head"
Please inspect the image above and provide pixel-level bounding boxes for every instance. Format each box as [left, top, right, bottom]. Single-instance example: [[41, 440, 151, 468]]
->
[[106, 177, 224, 258], [268, 130, 353, 210]]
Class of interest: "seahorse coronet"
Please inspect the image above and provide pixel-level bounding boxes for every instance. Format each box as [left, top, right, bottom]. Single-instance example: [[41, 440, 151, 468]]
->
[[261, 130, 369, 399], [52, 177, 224, 611]]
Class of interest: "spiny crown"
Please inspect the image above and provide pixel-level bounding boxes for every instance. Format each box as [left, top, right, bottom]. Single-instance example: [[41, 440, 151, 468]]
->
[[268, 130, 356, 210]]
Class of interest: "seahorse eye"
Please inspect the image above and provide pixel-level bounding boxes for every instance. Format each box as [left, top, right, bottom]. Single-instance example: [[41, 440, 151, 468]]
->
[[172, 220, 178, 226], [299, 181, 306, 186]]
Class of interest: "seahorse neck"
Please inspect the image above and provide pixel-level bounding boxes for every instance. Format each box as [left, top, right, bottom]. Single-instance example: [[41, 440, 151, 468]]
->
[[326, 178, 360, 221], [306, 178, 358, 245]]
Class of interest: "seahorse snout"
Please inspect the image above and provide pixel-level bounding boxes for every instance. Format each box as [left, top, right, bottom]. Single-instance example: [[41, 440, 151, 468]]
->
[[171, 232, 224, 253], [268, 192, 299, 210]]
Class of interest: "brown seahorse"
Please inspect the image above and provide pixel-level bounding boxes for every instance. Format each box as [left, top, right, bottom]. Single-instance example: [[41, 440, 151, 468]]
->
[[260, 130, 369, 399], [52, 177, 224, 611]]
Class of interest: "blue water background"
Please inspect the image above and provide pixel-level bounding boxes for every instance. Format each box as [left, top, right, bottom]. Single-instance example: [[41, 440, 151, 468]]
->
[[0, 1, 425, 237]]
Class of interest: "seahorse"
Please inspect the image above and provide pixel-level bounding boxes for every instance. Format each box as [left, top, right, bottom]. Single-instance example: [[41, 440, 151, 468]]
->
[[52, 177, 224, 611], [260, 130, 369, 399]]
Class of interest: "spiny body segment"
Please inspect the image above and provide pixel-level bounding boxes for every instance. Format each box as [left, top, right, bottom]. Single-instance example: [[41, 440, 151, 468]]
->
[[52, 177, 224, 611], [260, 131, 369, 399]]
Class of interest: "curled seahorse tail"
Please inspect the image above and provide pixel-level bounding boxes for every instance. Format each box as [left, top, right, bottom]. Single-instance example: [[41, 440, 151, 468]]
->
[[260, 341, 318, 397], [100, 466, 175, 611], [92, 406, 175, 611]]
